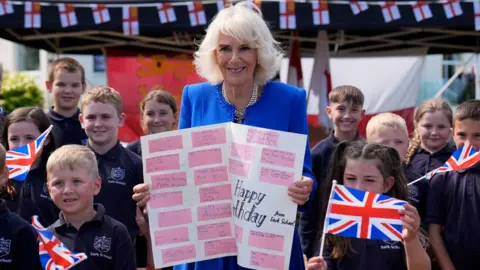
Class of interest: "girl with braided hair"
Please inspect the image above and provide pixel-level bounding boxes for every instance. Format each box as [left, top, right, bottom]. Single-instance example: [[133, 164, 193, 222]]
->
[[307, 141, 430, 270]]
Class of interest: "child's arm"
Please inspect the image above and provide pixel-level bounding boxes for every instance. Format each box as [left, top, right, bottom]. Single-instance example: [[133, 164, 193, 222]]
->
[[114, 225, 137, 270], [18, 226, 43, 270], [136, 206, 157, 269], [400, 204, 431, 270], [429, 224, 455, 270]]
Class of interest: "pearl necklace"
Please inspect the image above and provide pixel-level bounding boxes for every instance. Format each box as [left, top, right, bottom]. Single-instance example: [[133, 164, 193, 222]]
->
[[222, 82, 259, 123]]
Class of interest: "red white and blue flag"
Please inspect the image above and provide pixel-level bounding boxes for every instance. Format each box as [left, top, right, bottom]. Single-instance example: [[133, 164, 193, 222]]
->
[[32, 215, 88, 270], [425, 143, 480, 180], [6, 125, 53, 181], [326, 184, 407, 241]]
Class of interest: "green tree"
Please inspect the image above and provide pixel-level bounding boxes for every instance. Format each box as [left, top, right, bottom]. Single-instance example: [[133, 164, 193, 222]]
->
[[0, 71, 44, 112]]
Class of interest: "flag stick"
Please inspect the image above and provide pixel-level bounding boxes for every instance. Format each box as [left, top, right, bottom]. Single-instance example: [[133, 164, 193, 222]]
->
[[319, 180, 337, 258], [407, 175, 426, 186]]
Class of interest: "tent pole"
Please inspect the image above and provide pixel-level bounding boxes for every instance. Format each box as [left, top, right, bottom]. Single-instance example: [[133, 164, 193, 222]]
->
[[476, 53, 480, 100]]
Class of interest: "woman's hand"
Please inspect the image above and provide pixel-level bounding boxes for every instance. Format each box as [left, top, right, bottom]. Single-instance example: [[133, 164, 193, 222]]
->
[[306, 256, 327, 270], [399, 203, 420, 242], [132, 184, 150, 214], [135, 206, 149, 236], [288, 177, 313, 206]]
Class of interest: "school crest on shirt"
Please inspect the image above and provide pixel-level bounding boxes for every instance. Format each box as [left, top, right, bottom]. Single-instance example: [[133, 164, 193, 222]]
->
[[93, 236, 111, 253], [110, 167, 125, 181], [81, 139, 88, 146], [0, 238, 11, 258]]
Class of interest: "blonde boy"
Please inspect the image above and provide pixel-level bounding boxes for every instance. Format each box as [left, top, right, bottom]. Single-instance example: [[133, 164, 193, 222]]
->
[[45, 57, 88, 146], [46, 145, 135, 270], [79, 86, 144, 261], [366, 112, 409, 160]]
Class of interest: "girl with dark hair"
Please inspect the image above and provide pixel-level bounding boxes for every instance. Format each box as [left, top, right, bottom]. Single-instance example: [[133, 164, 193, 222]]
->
[[1, 106, 59, 226], [307, 141, 430, 270]]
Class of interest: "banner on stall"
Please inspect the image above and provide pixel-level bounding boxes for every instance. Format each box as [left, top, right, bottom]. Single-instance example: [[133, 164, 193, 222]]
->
[[141, 122, 307, 269]]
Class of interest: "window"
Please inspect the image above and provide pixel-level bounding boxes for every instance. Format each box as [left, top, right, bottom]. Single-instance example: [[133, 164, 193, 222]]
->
[[94, 55, 105, 72], [17, 45, 40, 71]]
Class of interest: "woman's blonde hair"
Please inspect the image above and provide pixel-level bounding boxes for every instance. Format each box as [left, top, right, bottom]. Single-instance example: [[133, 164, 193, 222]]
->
[[404, 98, 453, 164], [193, 1, 283, 85]]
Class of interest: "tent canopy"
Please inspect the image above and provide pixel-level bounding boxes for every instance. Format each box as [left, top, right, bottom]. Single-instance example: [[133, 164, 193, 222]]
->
[[0, 1, 478, 56]]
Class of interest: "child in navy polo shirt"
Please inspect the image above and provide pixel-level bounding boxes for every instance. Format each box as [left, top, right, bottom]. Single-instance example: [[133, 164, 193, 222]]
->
[[366, 113, 428, 220], [46, 144, 136, 270], [300, 85, 365, 258], [126, 88, 177, 269], [0, 143, 43, 270], [126, 87, 178, 157], [79, 86, 143, 243], [45, 57, 88, 146], [307, 141, 431, 270], [1, 106, 59, 226], [427, 99, 480, 269], [404, 98, 455, 183]]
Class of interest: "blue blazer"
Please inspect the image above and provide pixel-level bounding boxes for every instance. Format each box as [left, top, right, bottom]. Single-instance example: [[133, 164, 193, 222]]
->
[[175, 81, 316, 270]]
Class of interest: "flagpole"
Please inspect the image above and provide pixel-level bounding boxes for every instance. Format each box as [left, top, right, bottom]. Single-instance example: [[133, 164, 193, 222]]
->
[[319, 180, 337, 258], [407, 175, 426, 186]]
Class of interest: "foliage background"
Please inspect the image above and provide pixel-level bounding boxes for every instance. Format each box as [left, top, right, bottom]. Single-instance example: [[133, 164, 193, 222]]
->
[[0, 71, 44, 112]]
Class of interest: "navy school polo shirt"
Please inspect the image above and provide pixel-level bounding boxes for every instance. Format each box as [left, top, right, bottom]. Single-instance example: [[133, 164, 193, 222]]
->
[[0, 199, 43, 270], [406, 144, 456, 180], [425, 164, 480, 269], [324, 238, 406, 270], [300, 131, 363, 259], [6, 164, 59, 227], [403, 163, 429, 221], [126, 139, 142, 157], [47, 107, 88, 146], [88, 141, 143, 237], [49, 204, 136, 270]]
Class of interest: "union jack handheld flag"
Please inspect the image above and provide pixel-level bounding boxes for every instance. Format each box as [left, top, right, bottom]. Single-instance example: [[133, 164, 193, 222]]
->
[[32, 215, 88, 270], [325, 184, 407, 241], [425, 142, 480, 180], [6, 125, 53, 181]]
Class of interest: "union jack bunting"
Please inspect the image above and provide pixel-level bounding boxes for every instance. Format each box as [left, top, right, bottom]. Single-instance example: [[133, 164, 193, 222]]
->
[[32, 216, 88, 270], [326, 184, 407, 241], [425, 143, 480, 180], [6, 125, 53, 181]]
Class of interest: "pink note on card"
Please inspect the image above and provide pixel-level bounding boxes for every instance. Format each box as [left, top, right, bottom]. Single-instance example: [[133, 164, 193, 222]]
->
[[235, 225, 243, 243], [148, 135, 183, 153], [229, 159, 250, 177], [204, 238, 237, 257], [231, 142, 256, 161], [150, 191, 183, 209], [260, 148, 296, 169], [197, 221, 232, 240], [158, 209, 192, 227], [248, 230, 285, 252], [194, 166, 228, 186], [259, 167, 295, 187], [152, 171, 187, 190], [188, 148, 222, 168], [146, 154, 180, 173], [154, 227, 189, 246], [197, 203, 232, 221], [162, 244, 196, 264], [250, 251, 284, 270], [246, 128, 280, 147], [199, 184, 232, 203], [191, 128, 227, 148]]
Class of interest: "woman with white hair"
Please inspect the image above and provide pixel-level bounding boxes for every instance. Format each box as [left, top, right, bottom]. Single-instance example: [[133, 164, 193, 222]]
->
[[133, 2, 316, 269]]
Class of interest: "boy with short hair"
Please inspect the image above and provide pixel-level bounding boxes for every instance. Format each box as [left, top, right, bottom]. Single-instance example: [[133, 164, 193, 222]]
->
[[427, 99, 480, 269], [366, 112, 428, 218], [46, 57, 88, 146], [46, 145, 135, 269], [299, 85, 365, 258], [79, 85, 143, 241]]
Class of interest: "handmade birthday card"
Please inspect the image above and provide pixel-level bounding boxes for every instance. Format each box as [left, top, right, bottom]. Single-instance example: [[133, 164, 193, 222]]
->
[[140, 122, 307, 270]]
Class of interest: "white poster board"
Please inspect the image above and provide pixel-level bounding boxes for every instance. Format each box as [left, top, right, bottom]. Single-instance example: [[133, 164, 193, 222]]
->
[[141, 123, 307, 270]]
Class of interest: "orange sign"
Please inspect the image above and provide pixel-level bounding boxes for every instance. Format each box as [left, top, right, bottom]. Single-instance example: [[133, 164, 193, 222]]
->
[[106, 49, 203, 142]]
